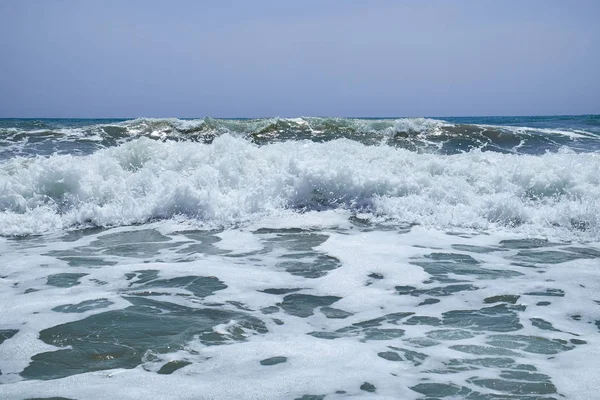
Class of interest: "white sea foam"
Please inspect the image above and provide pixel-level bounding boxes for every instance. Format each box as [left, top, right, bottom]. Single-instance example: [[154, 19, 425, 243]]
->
[[0, 134, 598, 238], [1, 224, 599, 398], [490, 124, 595, 139]]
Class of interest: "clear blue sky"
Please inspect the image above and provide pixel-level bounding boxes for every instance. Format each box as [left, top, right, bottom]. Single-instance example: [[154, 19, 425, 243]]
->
[[1, 0, 598, 118]]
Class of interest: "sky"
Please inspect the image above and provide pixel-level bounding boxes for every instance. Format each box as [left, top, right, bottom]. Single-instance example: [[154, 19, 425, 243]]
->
[[0, 0, 599, 118]]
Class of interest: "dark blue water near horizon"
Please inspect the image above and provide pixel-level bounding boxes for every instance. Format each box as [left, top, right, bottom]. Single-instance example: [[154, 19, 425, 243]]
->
[[1, 114, 599, 130]]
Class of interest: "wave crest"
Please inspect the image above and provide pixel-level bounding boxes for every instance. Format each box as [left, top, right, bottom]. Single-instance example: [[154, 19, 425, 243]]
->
[[2, 117, 599, 158]]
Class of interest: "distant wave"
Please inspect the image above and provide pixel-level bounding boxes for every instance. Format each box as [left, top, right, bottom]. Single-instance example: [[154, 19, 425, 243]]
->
[[2, 117, 599, 156]]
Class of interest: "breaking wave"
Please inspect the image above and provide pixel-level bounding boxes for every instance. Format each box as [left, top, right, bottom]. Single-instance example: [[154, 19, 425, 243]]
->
[[1, 135, 599, 237]]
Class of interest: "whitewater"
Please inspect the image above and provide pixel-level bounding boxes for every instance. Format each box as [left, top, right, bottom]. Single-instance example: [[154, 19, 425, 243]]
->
[[1, 116, 599, 399]]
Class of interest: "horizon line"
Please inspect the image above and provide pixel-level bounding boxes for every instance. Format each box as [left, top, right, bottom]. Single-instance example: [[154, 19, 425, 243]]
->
[[0, 113, 598, 120]]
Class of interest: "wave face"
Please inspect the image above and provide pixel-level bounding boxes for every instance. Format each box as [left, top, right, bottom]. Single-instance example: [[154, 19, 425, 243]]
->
[[1, 133, 599, 237], [1, 116, 600, 161]]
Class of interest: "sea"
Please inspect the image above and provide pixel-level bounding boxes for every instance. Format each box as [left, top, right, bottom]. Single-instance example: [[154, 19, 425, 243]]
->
[[0, 115, 599, 400]]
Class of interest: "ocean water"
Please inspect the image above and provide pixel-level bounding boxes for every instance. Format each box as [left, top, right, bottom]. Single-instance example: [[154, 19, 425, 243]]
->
[[0, 115, 599, 399]]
